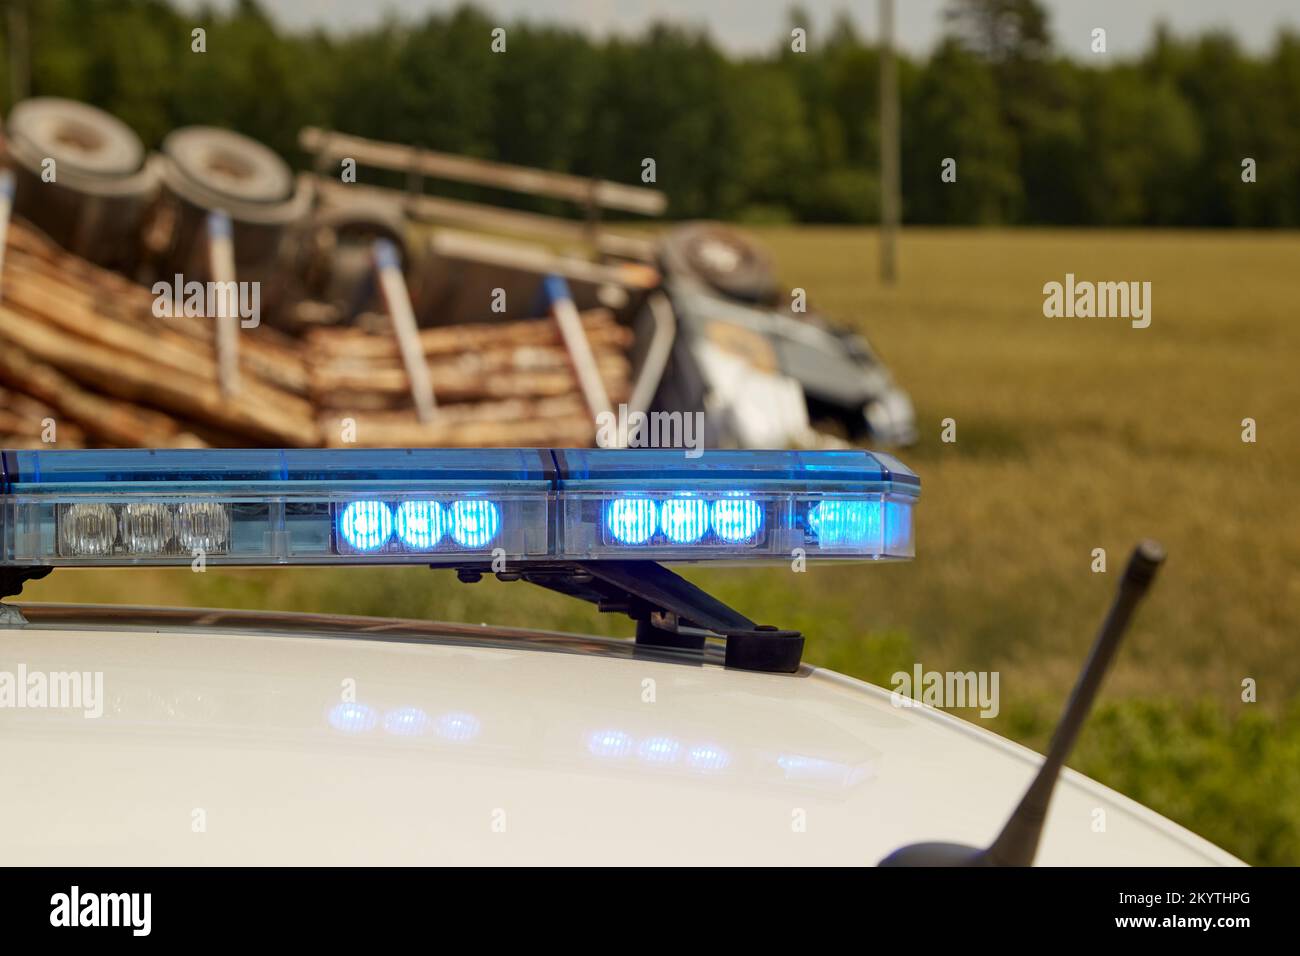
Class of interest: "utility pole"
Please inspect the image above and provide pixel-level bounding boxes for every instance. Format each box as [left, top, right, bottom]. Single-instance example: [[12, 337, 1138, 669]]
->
[[5, 1, 30, 105], [879, 0, 900, 284]]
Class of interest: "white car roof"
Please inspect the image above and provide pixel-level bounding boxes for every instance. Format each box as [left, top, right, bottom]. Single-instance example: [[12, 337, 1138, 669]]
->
[[0, 605, 1240, 866]]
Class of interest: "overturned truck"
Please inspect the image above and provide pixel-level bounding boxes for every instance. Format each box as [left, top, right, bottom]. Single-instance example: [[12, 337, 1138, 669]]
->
[[0, 97, 915, 451]]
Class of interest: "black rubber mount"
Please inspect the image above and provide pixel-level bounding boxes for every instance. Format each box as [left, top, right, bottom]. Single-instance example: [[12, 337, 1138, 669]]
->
[[449, 559, 804, 674], [723, 626, 805, 674]]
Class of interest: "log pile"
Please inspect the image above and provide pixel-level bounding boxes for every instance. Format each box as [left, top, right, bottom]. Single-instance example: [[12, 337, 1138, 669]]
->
[[0, 218, 629, 449], [307, 311, 631, 446], [0, 219, 316, 447]]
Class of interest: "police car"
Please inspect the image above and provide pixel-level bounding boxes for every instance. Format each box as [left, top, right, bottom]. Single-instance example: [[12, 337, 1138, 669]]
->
[[0, 447, 1240, 865]]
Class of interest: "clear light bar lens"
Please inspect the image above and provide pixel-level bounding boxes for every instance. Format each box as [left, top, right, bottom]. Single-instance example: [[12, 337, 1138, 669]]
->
[[175, 501, 231, 552], [57, 501, 226, 558], [120, 502, 174, 554], [59, 503, 118, 556]]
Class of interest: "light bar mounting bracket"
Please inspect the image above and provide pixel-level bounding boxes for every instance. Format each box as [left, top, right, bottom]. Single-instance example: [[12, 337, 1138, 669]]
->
[[452, 560, 805, 673]]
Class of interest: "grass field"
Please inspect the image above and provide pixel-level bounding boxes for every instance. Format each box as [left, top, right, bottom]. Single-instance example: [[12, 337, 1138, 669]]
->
[[25, 228, 1300, 864]]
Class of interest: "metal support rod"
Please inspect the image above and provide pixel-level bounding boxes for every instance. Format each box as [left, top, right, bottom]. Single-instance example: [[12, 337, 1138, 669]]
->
[[0, 170, 14, 301], [543, 274, 613, 423], [625, 291, 676, 421], [879, 0, 900, 285], [206, 210, 241, 398], [6, 2, 29, 105], [373, 238, 436, 423]]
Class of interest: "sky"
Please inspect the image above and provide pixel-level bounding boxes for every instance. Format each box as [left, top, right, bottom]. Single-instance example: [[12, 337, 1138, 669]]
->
[[181, 0, 1300, 57]]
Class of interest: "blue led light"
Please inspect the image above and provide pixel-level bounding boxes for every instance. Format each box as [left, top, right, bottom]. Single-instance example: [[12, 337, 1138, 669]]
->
[[710, 495, 762, 543], [383, 707, 430, 736], [338, 500, 393, 551], [587, 729, 635, 759], [328, 702, 377, 734], [808, 499, 882, 547], [659, 497, 710, 544], [450, 499, 501, 548], [605, 497, 658, 544], [395, 500, 446, 550]]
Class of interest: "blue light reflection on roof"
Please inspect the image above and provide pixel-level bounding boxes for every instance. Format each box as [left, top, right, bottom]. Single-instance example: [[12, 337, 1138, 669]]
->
[[437, 712, 482, 742], [328, 702, 378, 734], [587, 729, 635, 759], [383, 707, 430, 737], [686, 744, 731, 772], [637, 736, 682, 764]]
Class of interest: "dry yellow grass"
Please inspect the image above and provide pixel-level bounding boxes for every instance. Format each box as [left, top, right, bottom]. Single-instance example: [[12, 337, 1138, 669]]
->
[[754, 227, 1299, 707]]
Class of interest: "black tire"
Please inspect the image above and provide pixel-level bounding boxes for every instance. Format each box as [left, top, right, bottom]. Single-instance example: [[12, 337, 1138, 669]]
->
[[657, 222, 779, 304]]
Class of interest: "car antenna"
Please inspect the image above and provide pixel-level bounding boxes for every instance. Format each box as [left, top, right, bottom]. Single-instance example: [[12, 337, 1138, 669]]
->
[[879, 539, 1166, 867]]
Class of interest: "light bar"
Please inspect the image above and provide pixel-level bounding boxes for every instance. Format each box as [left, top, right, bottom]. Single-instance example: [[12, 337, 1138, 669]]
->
[[0, 448, 918, 567], [553, 449, 917, 560]]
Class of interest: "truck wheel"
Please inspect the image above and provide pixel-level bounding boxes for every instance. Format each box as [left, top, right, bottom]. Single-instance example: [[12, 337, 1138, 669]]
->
[[658, 222, 779, 304], [161, 127, 294, 206], [307, 202, 411, 318], [3, 97, 156, 269], [6, 97, 144, 178]]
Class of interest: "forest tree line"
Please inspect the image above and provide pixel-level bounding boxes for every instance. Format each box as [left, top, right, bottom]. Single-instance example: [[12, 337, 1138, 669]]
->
[[1, 0, 1296, 226]]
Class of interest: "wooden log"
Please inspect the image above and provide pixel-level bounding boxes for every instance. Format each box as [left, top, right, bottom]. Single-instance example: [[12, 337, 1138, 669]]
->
[[311, 345, 630, 392], [312, 354, 630, 409], [302, 128, 666, 216], [321, 394, 587, 430], [0, 340, 197, 447], [0, 307, 317, 445], [0, 388, 87, 446], [0, 278, 316, 421], [314, 177, 594, 247], [1, 215, 622, 450], [305, 308, 633, 361], [4, 248, 310, 395], [320, 415, 597, 448], [0, 433, 87, 449]]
